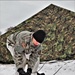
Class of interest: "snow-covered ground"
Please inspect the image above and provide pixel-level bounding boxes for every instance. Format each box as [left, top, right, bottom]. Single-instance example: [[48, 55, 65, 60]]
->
[[0, 60, 75, 75]]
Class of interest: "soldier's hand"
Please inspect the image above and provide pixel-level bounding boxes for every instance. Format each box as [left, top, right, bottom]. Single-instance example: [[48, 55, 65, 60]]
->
[[23, 68, 32, 75]]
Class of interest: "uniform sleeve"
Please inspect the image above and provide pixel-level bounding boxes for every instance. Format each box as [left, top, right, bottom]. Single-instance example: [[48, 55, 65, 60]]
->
[[35, 44, 43, 54], [14, 46, 24, 69], [13, 44, 25, 69], [13, 33, 26, 69]]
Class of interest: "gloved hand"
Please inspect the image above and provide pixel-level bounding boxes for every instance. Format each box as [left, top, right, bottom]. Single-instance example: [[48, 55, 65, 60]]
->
[[18, 68, 32, 75], [17, 68, 26, 75], [37, 72, 45, 75], [25, 68, 32, 75], [26, 68, 32, 75]]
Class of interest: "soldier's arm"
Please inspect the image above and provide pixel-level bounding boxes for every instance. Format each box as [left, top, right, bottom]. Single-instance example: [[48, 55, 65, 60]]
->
[[14, 46, 24, 69], [13, 33, 26, 69], [36, 44, 43, 53]]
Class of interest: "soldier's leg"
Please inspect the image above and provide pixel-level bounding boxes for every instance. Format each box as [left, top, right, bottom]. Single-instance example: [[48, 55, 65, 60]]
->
[[32, 57, 40, 75], [27, 54, 40, 75]]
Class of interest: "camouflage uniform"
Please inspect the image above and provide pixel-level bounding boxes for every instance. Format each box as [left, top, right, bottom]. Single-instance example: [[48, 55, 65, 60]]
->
[[6, 31, 42, 75]]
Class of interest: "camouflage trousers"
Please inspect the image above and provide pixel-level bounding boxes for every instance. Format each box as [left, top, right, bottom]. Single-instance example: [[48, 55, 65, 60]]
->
[[6, 39, 40, 75]]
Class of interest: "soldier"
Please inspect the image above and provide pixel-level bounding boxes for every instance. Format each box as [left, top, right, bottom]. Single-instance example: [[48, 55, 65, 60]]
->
[[6, 30, 46, 75]]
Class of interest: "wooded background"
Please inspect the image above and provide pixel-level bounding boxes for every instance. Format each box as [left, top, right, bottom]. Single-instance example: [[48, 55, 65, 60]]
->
[[0, 4, 75, 64]]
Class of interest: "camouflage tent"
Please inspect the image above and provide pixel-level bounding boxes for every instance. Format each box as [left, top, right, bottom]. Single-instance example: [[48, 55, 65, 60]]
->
[[0, 4, 75, 64]]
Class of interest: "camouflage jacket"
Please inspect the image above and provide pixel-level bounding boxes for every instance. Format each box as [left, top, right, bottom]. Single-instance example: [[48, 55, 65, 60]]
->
[[7, 31, 42, 68]]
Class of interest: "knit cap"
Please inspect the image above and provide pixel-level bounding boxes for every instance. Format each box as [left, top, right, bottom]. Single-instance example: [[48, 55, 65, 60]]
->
[[33, 30, 46, 43]]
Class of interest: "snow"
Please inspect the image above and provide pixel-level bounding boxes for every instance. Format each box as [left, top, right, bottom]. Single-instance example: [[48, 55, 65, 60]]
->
[[0, 60, 75, 75]]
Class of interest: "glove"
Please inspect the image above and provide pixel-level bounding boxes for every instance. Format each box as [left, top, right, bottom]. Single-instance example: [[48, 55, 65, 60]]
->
[[26, 68, 32, 75], [37, 72, 45, 75], [17, 68, 26, 75], [18, 68, 32, 75]]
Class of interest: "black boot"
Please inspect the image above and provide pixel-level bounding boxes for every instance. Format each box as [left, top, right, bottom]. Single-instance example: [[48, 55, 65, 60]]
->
[[37, 72, 45, 75]]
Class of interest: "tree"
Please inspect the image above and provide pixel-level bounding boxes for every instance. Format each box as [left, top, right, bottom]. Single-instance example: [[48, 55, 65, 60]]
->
[[6, 26, 13, 31]]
